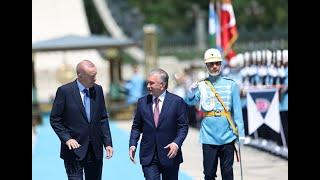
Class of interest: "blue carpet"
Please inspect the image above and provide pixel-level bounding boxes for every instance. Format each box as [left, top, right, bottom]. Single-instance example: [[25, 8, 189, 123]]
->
[[32, 114, 193, 180]]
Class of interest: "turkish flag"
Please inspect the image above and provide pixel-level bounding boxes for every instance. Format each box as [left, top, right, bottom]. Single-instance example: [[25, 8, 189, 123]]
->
[[220, 2, 238, 62]]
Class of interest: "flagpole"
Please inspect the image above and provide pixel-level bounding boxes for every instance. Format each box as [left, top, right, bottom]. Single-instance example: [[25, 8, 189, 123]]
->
[[209, 0, 217, 48], [216, 0, 221, 51]]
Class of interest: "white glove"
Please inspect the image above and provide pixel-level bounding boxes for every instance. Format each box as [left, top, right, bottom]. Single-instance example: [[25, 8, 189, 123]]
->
[[238, 136, 246, 146], [187, 82, 199, 98], [189, 82, 198, 90]]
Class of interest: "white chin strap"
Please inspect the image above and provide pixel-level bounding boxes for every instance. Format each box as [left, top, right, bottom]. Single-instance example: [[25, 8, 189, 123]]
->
[[206, 66, 221, 76]]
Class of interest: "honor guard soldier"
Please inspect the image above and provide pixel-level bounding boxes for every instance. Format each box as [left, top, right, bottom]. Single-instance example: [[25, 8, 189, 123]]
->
[[279, 49, 288, 112], [257, 50, 267, 86], [186, 48, 245, 180], [248, 51, 259, 86]]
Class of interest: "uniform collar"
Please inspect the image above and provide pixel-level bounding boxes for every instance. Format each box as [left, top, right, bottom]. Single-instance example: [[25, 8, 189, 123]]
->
[[208, 74, 222, 83]]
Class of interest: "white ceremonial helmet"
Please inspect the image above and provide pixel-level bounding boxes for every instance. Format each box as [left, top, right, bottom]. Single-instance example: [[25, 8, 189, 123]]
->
[[204, 48, 223, 76], [276, 50, 282, 62], [244, 52, 250, 64], [266, 50, 272, 66], [256, 50, 262, 62], [204, 48, 222, 63], [282, 49, 288, 63], [251, 50, 257, 62], [229, 53, 244, 67]]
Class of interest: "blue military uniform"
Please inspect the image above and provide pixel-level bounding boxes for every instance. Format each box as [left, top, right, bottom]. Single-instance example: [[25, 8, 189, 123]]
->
[[279, 66, 288, 111], [187, 74, 245, 179], [186, 75, 245, 145], [195, 48, 245, 180]]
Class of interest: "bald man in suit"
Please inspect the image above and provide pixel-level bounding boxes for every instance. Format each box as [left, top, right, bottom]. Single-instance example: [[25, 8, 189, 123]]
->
[[50, 60, 113, 180]]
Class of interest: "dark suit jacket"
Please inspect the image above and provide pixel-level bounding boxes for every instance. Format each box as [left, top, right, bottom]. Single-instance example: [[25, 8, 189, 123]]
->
[[50, 80, 112, 161], [129, 91, 189, 166]]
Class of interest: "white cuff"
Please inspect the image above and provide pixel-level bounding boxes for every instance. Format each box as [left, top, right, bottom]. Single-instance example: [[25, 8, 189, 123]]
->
[[130, 146, 136, 150], [172, 142, 179, 150]]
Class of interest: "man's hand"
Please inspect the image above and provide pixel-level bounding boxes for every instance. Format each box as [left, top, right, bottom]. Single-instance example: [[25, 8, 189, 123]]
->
[[164, 143, 179, 159], [129, 146, 136, 163], [187, 82, 199, 98], [189, 82, 199, 91], [105, 146, 113, 159], [65, 139, 81, 150]]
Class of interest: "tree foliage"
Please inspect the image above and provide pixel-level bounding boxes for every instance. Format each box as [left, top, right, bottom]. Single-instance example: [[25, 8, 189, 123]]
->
[[128, 0, 207, 34], [128, 0, 288, 41], [83, 0, 288, 43], [233, 0, 287, 30]]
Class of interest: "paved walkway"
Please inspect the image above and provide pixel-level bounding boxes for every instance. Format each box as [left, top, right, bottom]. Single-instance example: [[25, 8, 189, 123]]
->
[[116, 120, 288, 180], [32, 116, 287, 180], [32, 115, 192, 180]]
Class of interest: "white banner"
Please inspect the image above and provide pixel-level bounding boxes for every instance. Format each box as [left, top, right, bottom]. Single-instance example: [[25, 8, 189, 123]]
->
[[247, 88, 281, 134]]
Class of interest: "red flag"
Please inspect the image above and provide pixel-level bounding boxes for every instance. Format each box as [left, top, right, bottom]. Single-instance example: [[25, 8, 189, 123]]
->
[[220, 0, 238, 62]]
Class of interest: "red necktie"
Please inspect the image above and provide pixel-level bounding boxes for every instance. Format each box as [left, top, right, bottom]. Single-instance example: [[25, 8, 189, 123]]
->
[[154, 98, 160, 127]]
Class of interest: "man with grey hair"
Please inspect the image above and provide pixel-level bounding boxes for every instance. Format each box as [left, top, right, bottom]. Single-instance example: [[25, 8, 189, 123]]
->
[[129, 68, 189, 180], [50, 60, 113, 180]]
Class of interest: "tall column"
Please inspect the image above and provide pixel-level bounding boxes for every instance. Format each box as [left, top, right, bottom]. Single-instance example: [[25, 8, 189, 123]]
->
[[105, 48, 120, 83], [194, 5, 206, 51], [105, 48, 124, 101], [32, 53, 42, 125], [55, 52, 75, 84], [32, 53, 37, 104], [143, 24, 158, 76]]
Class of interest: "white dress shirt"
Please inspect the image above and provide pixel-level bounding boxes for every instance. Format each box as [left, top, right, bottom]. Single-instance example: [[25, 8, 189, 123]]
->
[[152, 91, 166, 113]]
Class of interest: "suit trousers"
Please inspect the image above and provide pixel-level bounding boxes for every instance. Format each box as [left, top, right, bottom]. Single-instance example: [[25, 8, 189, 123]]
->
[[64, 142, 103, 180], [142, 149, 180, 180], [202, 142, 235, 180]]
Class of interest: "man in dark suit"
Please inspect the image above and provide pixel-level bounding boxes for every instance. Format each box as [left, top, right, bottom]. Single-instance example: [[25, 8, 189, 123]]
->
[[50, 60, 113, 180], [129, 68, 189, 180]]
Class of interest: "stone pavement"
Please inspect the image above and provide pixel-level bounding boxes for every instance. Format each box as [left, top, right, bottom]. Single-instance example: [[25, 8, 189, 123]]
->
[[115, 120, 288, 180]]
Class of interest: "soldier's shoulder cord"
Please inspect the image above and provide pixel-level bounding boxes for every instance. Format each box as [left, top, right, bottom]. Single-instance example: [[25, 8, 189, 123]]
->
[[204, 80, 239, 137], [197, 78, 208, 84], [222, 76, 235, 82]]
